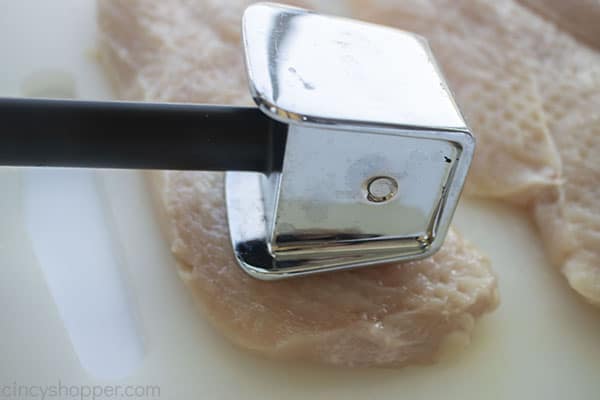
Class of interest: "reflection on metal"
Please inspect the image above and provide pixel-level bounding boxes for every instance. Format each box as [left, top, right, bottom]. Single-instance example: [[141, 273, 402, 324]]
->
[[226, 3, 475, 279]]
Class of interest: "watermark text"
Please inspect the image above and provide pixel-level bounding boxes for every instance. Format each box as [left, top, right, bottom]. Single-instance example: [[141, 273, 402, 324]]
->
[[0, 381, 160, 399]]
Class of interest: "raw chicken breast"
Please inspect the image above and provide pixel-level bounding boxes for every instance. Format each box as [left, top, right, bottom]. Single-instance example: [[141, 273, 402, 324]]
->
[[351, 0, 600, 305], [150, 171, 497, 367], [518, 0, 600, 50], [97, 0, 499, 367]]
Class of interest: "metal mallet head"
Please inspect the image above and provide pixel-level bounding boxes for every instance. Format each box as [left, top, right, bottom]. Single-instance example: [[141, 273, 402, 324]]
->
[[226, 3, 475, 279]]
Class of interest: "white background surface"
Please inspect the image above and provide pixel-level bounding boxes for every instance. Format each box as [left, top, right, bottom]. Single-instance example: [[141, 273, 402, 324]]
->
[[0, 1, 599, 399]]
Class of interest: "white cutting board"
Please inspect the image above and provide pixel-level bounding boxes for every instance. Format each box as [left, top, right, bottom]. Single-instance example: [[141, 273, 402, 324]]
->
[[0, 1, 599, 399]]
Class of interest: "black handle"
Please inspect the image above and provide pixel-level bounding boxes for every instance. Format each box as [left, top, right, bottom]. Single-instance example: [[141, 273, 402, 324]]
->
[[0, 97, 286, 172]]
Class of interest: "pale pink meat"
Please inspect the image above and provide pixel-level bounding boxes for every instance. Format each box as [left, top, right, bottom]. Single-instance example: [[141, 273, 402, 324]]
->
[[351, 0, 600, 305], [519, 0, 600, 50], [98, 0, 499, 367]]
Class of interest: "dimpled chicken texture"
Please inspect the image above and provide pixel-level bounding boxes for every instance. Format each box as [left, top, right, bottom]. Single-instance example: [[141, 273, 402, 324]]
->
[[518, 0, 600, 50], [351, 0, 600, 306], [98, 0, 499, 367]]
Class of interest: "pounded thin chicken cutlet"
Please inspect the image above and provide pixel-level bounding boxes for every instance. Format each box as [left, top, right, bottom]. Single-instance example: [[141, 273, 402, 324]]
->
[[97, 0, 499, 367], [149, 171, 497, 367], [352, 0, 600, 305], [518, 0, 600, 50]]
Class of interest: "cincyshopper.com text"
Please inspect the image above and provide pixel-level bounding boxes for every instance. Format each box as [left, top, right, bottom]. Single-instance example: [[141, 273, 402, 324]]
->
[[0, 381, 160, 399]]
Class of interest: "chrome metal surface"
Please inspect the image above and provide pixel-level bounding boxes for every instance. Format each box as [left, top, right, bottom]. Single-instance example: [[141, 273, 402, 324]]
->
[[271, 124, 463, 260], [226, 3, 475, 279], [242, 2, 467, 130]]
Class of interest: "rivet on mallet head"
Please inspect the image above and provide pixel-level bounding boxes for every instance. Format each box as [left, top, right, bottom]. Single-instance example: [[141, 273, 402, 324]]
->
[[367, 176, 398, 203]]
